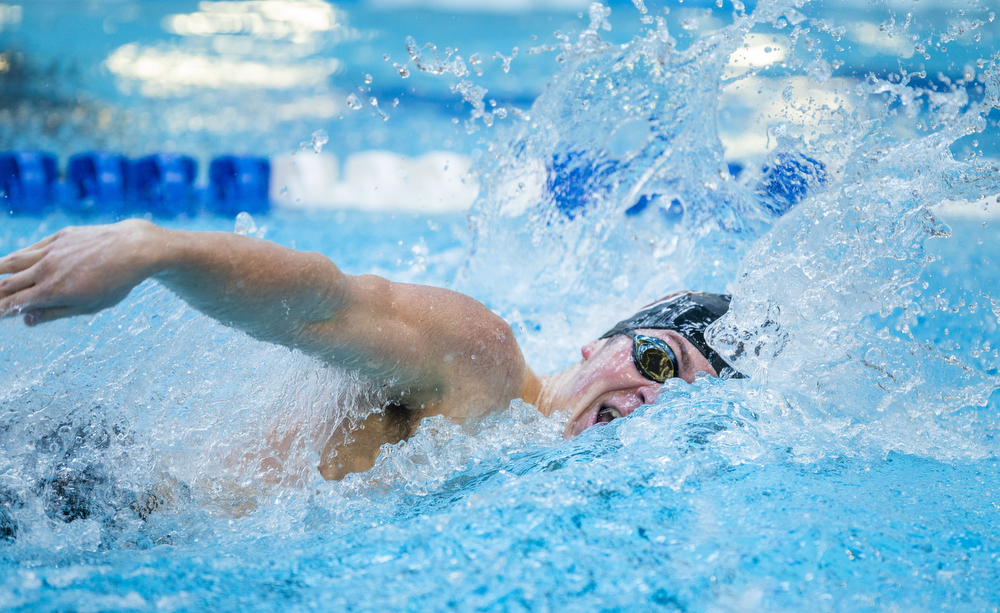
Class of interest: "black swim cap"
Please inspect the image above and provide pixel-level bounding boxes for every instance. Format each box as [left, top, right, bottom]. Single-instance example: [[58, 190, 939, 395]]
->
[[601, 292, 741, 378]]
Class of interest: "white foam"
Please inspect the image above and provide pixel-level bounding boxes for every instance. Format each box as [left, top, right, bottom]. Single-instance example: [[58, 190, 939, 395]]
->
[[270, 150, 480, 212]]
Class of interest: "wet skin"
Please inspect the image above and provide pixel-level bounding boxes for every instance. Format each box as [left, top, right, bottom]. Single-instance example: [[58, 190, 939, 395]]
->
[[0, 221, 720, 479], [533, 329, 718, 439]]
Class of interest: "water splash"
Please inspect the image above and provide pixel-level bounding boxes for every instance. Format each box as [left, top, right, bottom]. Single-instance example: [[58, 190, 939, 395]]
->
[[456, 4, 761, 371]]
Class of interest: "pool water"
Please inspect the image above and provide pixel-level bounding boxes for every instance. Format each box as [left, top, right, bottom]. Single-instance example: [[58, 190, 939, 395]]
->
[[3, 0, 1000, 611]]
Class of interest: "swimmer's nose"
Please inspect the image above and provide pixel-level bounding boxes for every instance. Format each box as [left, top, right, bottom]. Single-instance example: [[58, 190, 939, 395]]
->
[[638, 385, 660, 406]]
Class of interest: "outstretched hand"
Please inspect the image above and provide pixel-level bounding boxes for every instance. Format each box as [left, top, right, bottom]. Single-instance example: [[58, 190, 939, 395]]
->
[[1, 218, 531, 424], [0, 220, 159, 326]]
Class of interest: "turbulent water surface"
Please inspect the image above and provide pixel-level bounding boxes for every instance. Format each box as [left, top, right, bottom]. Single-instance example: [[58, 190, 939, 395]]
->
[[2, 0, 1000, 610]]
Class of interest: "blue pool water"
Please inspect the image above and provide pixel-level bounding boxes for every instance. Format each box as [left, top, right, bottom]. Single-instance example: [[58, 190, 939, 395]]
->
[[3, 0, 1000, 610]]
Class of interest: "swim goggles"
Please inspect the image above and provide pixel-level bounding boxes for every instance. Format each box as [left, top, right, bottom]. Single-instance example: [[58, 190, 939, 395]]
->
[[626, 332, 677, 383]]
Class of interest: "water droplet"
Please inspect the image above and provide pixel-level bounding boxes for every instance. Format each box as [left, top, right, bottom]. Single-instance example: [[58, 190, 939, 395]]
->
[[299, 129, 329, 154], [346, 93, 362, 110], [364, 74, 373, 84], [234, 212, 257, 236], [393, 62, 411, 78]]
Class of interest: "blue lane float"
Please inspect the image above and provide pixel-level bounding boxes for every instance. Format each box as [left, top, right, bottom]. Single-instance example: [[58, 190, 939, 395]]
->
[[0, 151, 59, 215], [66, 152, 130, 216], [2, 151, 274, 218], [130, 154, 198, 218], [208, 156, 270, 217]]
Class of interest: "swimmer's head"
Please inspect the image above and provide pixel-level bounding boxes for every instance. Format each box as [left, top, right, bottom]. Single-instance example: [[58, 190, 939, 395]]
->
[[554, 292, 739, 438]]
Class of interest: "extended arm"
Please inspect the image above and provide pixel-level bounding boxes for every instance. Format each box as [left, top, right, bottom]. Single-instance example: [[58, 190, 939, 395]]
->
[[0, 220, 528, 419]]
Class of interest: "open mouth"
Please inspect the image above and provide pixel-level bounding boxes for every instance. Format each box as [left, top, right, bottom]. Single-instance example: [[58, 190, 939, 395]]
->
[[595, 405, 623, 424]]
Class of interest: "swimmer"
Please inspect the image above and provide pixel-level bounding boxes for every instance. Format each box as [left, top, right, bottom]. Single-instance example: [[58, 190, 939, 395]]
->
[[0, 220, 740, 479]]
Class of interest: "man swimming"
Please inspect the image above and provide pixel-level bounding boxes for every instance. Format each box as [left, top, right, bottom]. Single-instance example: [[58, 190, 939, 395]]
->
[[0, 220, 739, 479]]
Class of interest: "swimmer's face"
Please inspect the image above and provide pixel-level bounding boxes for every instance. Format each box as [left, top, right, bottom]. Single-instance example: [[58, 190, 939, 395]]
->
[[559, 329, 718, 439]]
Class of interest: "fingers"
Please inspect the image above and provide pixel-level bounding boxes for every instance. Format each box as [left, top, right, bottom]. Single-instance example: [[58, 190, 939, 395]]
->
[[0, 246, 47, 275], [21, 233, 59, 253], [0, 284, 45, 318], [0, 230, 63, 273], [0, 268, 36, 301], [24, 306, 89, 326]]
